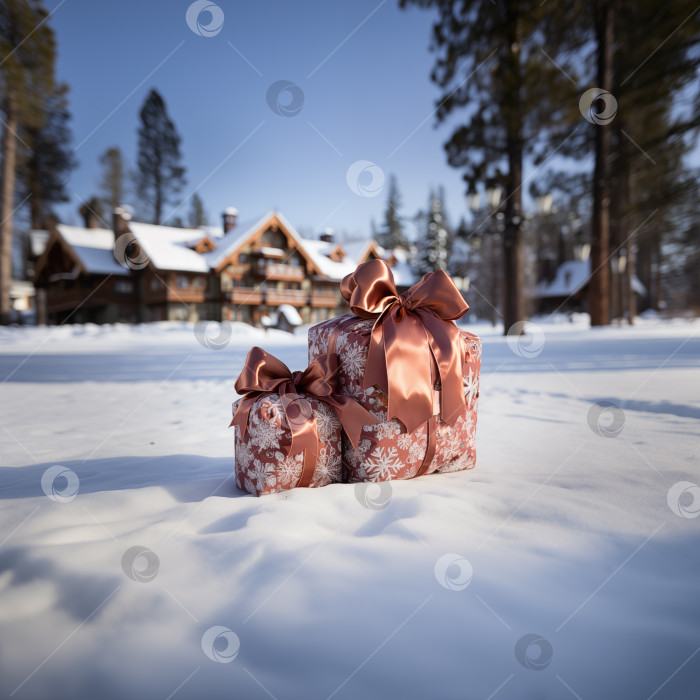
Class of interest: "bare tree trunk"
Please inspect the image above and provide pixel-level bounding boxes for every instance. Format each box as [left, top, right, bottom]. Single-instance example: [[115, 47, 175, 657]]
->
[[625, 232, 636, 323], [589, 0, 614, 326], [503, 153, 524, 333], [653, 232, 662, 311], [502, 9, 525, 335], [0, 95, 18, 325], [618, 128, 636, 325]]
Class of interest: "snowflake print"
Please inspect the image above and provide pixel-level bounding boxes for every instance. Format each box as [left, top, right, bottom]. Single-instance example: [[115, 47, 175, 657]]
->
[[340, 341, 365, 382], [436, 425, 463, 462], [313, 403, 341, 437], [235, 438, 254, 470], [367, 419, 400, 442], [249, 458, 273, 492], [312, 444, 341, 486], [407, 428, 428, 464], [249, 406, 285, 450], [464, 412, 475, 435], [469, 338, 482, 362], [439, 450, 475, 473], [463, 368, 479, 406], [274, 450, 303, 483], [397, 433, 413, 451], [365, 446, 403, 481]]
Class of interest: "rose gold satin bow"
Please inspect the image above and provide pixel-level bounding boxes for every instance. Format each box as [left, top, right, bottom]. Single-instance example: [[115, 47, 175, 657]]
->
[[230, 347, 377, 487], [340, 259, 469, 433]]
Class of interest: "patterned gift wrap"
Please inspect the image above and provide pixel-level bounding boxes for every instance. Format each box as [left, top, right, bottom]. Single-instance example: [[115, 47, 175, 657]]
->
[[308, 314, 481, 482], [233, 395, 343, 496]]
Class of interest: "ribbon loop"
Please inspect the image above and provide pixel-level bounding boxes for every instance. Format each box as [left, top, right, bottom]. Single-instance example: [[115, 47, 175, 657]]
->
[[340, 259, 469, 433]]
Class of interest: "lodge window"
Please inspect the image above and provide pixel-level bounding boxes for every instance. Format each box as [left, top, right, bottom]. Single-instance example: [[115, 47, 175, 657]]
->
[[175, 275, 189, 289], [193, 277, 204, 289], [150, 277, 161, 291], [115, 281, 133, 294]]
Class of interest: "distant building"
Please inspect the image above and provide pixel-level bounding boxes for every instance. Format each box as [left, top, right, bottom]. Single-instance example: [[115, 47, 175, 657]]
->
[[32, 208, 417, 326], [534, 257, 646, 314]]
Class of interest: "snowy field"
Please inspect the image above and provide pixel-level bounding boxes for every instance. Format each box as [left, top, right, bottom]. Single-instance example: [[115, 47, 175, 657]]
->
[[1, 316, 699, 700]]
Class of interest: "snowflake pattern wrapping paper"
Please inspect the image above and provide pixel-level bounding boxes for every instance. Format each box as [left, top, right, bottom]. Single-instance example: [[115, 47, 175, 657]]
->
[[233, 395, 343, 496], [308, 313, 481, 482]]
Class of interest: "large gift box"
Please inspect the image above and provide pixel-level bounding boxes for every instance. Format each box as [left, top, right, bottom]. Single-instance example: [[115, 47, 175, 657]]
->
[[231, 347, 377, 496], [308, 259, 481, 482]]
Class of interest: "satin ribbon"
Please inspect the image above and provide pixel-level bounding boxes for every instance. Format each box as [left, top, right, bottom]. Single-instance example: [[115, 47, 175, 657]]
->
[[231, 347, 377, 487], [340, 259, 469, 433]]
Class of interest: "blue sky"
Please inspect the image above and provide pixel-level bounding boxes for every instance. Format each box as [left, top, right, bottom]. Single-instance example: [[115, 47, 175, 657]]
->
[[48, 0, 475, 238], [45, 1, 699, 241]]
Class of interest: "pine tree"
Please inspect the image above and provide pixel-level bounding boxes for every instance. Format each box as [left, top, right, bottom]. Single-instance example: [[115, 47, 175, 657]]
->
[[414, 190, 451, 277], [98, 146, 126, 214], [607, 0, 700, 322], [0, 0, 57, 323], [188, 192, 208, 227], [401, 0, 584, 333], [378, 175, 408, 249], [16, 83, 76, 229], [136, 89, 186, 224]]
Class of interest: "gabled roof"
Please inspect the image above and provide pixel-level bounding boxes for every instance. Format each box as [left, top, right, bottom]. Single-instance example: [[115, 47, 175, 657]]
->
[[535, 259, 646, 299], [210, 210, 345, 280], [205, 213, 273, 269], [276, 211, 359, 281], [300, 239, 357, 280], [56, 225, 130, 276], [342, 239, 382, 264]]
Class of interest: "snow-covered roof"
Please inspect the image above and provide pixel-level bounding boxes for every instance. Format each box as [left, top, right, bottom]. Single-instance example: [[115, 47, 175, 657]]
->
[[127, 221, 210, 273], [536, 259, 646, 298], [341, 239, 377, 263], [56, 225, 130, 276], [300, 238, 357, 280], [536, 260, 589, 298], [197, 225, 225, 239], [48, 210, 420, 284], [389, 260, 417, 287], [277, 304, 303, 326]]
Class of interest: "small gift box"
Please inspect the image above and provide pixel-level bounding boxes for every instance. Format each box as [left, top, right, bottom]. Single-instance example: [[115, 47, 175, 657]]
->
[[308, 259, 481, 482], [231, 347, 377, 496]]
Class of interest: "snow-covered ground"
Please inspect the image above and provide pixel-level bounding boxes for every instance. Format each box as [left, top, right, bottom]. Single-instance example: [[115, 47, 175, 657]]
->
[[1, 316, 699, 700]]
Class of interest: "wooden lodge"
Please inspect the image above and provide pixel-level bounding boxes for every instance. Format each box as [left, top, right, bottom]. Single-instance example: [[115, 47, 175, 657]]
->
[[33, 207, 414, 327]]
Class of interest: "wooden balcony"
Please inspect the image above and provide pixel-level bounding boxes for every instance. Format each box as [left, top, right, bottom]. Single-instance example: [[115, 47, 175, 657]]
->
[[310, 291, 339, 307], [257, 262, 305, 281], [265, 289, 308, 306], [166, 287, 205, 303], [230, 287, 263, 304]]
